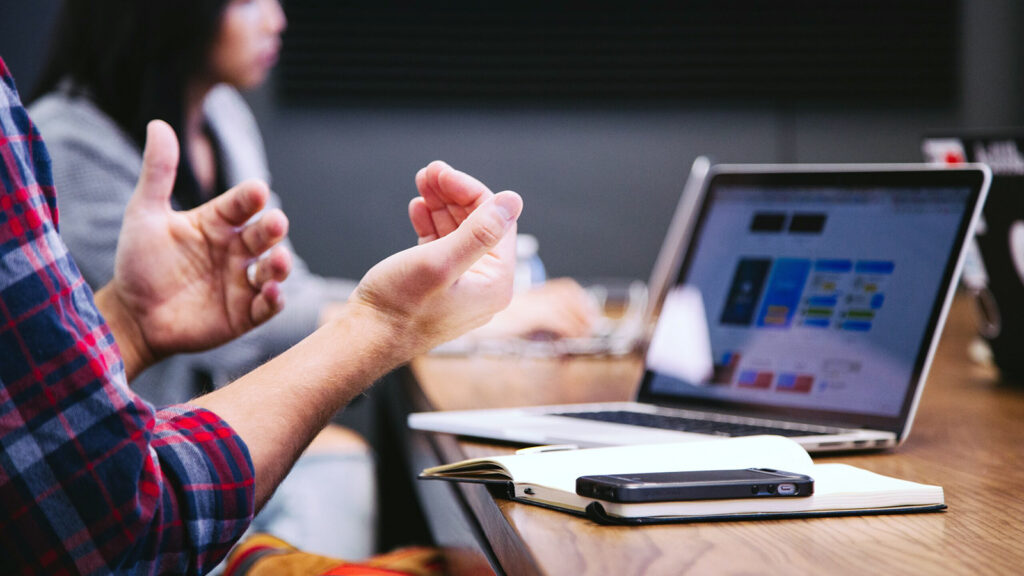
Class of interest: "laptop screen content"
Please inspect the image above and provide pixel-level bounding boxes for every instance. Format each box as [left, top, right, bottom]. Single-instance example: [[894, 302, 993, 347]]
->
[[641, 171, 979, 430]]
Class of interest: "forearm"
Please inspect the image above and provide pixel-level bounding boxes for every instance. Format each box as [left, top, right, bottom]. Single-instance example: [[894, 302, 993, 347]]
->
[[192, 301, 411, 508]]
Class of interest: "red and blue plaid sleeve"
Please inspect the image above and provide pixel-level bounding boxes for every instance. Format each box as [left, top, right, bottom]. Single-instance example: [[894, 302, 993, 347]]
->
[[0, 59, 255, 575]]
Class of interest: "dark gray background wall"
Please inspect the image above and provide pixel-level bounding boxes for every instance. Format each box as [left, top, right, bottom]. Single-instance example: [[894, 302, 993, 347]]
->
[[2, 1, 1023, 283]]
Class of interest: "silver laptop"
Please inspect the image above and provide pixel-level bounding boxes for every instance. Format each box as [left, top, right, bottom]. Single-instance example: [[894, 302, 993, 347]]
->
[[410, 164, 991, 452]]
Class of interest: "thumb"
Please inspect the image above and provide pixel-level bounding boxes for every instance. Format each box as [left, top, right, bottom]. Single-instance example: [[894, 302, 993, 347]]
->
[[131, 120, 179, 210], [422, 191, 523, 282]]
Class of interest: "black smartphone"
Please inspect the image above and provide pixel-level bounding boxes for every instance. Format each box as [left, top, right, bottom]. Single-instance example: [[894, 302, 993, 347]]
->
[[575, 468, 814, 503]]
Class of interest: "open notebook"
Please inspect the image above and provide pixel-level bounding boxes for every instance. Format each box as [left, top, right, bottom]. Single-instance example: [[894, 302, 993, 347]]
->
[[410, 164, 991, 452], [419, 436, 945, 524]]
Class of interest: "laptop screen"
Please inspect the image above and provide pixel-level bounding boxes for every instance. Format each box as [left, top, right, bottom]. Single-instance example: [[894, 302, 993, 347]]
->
[[638, 167, 987, 433]]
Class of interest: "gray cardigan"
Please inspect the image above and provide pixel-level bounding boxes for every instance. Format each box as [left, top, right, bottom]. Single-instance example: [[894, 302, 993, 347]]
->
[[30, 85, 357, 406]]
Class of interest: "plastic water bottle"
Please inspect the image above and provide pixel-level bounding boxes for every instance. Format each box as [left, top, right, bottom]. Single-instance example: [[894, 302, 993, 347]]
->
[[515, 234, 546, 292]]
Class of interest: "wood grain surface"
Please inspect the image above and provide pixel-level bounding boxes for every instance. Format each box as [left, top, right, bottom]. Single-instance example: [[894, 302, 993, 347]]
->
[[409, 294, 1024, 575]]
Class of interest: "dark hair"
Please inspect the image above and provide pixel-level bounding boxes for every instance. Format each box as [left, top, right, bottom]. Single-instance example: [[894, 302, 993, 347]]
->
[[32, 0, 231, 208]]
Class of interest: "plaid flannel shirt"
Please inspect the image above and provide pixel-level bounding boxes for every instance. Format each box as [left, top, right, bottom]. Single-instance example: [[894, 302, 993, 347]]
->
[[0, 58, 254, 575]]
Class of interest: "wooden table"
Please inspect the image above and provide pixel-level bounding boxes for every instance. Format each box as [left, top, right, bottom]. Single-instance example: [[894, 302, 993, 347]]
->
[[401, 294, 1024, 575]]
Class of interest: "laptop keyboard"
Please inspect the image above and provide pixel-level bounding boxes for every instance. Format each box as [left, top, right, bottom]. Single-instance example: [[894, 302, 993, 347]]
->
[[555, 410, 836, 438]]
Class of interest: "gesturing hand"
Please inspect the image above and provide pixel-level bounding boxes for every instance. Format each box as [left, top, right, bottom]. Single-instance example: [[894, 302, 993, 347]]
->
[[96, 120, 292, 379], [410, 162, 597, 341], [347, 161, 522, 359]]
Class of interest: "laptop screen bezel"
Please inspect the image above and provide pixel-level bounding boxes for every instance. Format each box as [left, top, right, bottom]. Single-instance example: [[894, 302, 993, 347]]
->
[[635, 165, 989, 435]]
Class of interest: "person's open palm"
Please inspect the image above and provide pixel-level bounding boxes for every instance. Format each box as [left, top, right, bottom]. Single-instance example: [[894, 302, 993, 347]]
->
[[105, 120, 292, 367]]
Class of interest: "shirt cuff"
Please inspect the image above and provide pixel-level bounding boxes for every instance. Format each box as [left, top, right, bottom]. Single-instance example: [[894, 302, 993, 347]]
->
[[151, 404, 256, 570]]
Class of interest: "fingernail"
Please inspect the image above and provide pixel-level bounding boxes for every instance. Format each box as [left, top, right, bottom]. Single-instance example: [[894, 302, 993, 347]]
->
[[495, 201, 512, 221], [494, 193, 519, 222]]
